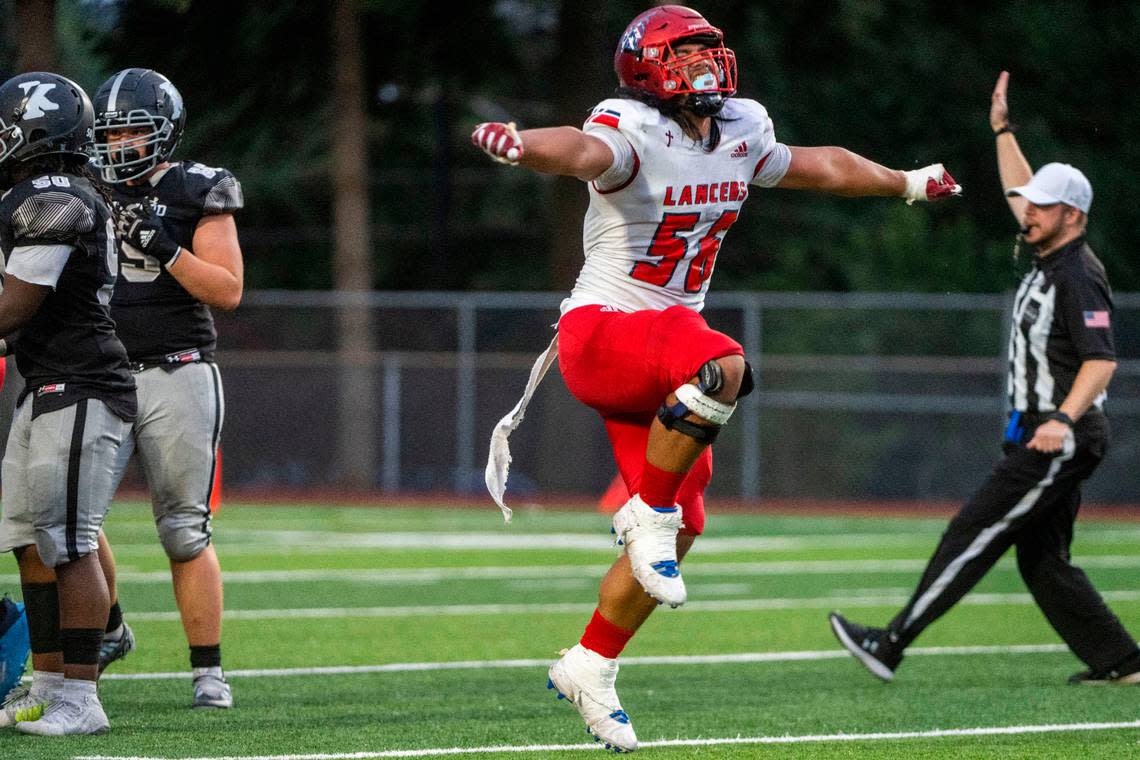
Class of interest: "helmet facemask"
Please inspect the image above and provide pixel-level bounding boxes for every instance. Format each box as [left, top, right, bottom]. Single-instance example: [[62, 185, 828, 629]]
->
[[93, 109, 174, 183], [657, 37, 736, 116], [0, 116, 25, 167]]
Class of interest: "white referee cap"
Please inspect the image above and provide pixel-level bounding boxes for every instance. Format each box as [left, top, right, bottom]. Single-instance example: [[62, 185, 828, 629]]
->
[[1006, 162, 1093, 213]]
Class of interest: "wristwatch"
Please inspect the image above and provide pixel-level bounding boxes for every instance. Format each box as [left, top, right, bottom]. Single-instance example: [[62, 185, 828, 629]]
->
[[1047, 411, 1074, 427]]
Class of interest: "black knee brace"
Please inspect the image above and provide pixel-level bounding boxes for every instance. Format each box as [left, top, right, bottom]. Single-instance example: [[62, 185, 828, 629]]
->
[[657, 359, 744, 444], [657, 401, 722, 443]]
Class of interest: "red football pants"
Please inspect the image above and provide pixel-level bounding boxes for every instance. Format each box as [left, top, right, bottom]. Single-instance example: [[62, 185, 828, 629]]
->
[[557, 304, 743, 535]]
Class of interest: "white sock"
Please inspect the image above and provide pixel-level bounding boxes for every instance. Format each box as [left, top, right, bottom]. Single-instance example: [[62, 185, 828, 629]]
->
[[62, 678, 98, 701], [31, 671, 64, 698], [192, 666, 224, 680], [105, 624, 124, 640]]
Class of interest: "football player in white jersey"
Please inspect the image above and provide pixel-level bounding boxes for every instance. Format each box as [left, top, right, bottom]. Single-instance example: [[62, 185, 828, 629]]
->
[[474, 5, 960, 751]]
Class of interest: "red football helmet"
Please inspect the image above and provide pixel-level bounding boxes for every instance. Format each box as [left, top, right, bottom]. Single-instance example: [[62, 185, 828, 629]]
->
[[614, 5, 737, 114]]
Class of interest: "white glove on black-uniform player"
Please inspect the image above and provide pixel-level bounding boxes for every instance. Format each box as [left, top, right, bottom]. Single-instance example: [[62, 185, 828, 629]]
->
[[115, 201, 182, 268]]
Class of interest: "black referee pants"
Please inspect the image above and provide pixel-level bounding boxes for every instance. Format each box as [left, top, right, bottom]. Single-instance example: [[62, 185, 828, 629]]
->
[[887, 412, 1137, 670]]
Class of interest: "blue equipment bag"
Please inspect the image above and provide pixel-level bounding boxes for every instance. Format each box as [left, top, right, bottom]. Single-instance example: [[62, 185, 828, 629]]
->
[[0, 595, 31, 696]]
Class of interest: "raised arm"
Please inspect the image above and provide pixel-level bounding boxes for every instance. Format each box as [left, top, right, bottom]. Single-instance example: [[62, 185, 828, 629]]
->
[[471, 122, 614, 182], [776, 146, 960, 203], [991, 71, 1033, 224]]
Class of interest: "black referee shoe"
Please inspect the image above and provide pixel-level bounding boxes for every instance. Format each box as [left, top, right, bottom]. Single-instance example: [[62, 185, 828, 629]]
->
[[1068, 650, 1140, 685], [829, 612, 903, 682]]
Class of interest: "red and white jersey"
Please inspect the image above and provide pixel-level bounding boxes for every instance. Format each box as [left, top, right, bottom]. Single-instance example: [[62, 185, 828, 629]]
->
[[560, 97, 791, 315]]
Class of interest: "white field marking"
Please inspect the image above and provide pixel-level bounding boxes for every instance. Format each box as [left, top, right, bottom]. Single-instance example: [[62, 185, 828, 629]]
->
[[110, 589, 1140, 623], [93, 525, 1140, 555], [72, 720, 1140, 759], [118, 529, 942, 552], [682, 582, 754, 596], [503, 583, 761, 601], [503, 578, 594, 591], [98, 643, 1072, 681], [5, 554, 1139, 587]]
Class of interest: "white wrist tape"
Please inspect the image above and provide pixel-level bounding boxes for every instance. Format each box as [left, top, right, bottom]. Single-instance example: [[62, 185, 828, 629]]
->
[[902, 163, 945, 204]]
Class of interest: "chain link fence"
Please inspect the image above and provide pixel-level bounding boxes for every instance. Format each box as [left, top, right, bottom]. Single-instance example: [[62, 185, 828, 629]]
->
[[182, 291, 1140, 504], [4, 290, 1137, 504]]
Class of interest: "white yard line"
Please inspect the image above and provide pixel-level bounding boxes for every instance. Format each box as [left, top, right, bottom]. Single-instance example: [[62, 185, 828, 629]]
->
[[5, 554, 1139, 586], [105, 530, 939, 552], [99, 643, 1071, 681], [112, 589, 1140, 622], [73, 719, 1140, 759], [90, 525, 1140, 555]]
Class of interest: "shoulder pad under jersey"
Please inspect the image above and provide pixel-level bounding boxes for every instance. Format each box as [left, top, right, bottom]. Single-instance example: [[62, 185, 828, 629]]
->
[[2, 175, 97, 246], [582, 98, 659, 137], [176, 161, 244, 215]]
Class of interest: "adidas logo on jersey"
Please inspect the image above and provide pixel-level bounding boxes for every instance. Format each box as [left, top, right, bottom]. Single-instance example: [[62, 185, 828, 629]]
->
[[730, 141, 748, 158]]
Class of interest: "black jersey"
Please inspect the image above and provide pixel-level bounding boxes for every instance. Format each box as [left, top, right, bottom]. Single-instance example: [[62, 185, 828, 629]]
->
[[106, 161, 243, 362], [0, 172, 136, 420], [1007, 237, 1115, 413]]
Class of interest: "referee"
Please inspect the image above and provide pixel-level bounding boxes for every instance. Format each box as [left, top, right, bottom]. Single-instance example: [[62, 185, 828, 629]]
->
[[828, 71, 1140, 685]]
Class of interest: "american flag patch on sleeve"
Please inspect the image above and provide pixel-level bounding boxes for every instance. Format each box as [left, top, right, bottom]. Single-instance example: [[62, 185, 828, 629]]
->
[[588, 108, 621, 129], [1083, 310, 1110, 328]]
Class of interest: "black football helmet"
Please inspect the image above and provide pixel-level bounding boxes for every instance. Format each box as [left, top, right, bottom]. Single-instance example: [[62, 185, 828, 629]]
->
[[0, 72, 95, 169], [92, 68, 186, 183]]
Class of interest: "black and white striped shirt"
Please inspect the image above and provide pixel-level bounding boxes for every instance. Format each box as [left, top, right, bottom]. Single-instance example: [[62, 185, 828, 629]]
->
[[1007, 237, 1114, 413]]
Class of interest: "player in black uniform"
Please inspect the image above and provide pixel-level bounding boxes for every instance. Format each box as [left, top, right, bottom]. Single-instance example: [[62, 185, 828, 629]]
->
[[829, 71, 1140, 686], [91, 68, 243, 709], [0, 72, 136, 735]]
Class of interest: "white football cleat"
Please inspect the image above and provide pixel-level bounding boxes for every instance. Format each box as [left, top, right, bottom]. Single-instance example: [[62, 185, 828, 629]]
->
[[16, 691, 109, 736], [0, 676, 60, 728], [548, 644, 637, 753], [612, 494, 686, 607]]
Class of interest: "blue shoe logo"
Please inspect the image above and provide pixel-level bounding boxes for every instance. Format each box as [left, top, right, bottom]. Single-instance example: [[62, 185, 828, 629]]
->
[[650, 560, 679, 578], [609, 709, 630, 724]]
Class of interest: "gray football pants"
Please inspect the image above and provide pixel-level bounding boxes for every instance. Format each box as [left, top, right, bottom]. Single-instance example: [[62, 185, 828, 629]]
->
[[111, 362, 225, 562], [0, 398, 131, 567]]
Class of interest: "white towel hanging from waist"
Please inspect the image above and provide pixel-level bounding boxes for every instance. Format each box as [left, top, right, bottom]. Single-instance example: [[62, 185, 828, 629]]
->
[[485, 334, 559, 523]]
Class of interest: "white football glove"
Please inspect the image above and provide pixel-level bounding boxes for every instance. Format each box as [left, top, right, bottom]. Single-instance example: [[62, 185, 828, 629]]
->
[[903, 163, 962, 205], [471, 122, 524, 166]]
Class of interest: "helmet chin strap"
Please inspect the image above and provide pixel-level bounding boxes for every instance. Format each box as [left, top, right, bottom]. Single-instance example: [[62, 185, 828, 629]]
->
[[686, 92, 725, 117], [112, 147, 146, 181]]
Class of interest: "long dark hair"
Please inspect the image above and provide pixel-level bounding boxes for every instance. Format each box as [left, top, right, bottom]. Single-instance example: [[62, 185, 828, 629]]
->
[[5, 153, 117, 211], [614, 86, 735, 152]]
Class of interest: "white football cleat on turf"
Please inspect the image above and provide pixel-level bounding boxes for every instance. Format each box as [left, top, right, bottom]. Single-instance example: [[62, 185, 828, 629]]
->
[[0, 676, 59, 728], [16, 691, 109, 735], [612, 494, 686, 608], [548, 644, 637, 753]]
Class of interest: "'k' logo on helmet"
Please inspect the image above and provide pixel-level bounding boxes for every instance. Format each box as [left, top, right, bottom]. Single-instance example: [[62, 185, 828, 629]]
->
[[620, 20, 645, 53], [17, 82, 59, 120], [159, 81, 183, 119]]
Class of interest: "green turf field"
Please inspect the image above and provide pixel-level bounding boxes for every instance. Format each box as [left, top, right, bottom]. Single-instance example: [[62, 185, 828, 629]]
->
[[2, 501, 1138, 759]]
